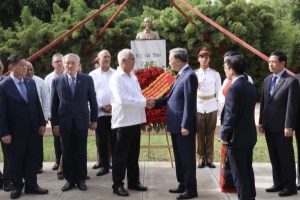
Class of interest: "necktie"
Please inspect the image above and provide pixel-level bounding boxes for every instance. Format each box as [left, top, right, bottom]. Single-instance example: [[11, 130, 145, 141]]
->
[[70, 76, 76, 96], [18, 80, 28, 102], [269, 76, 277, 95]]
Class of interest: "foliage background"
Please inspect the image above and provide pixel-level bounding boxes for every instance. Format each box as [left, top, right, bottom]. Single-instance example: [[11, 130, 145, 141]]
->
[[1, 0, 300, 99]]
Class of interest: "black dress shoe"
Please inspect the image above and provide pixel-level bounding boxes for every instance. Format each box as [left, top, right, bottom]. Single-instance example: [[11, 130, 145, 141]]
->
[[297, 183, 300, 190], [113, 186, 129, 196], [169, 187, 185, 193], [25, 186, 48, 194], [62, 181, 75, 191], [265, 185, 284, 192], [37, 168, 43, 174], [52, 162, 59, 170], [96, 167, 109, 176], [128, 182, 147, 191], [92, 163, 101, 169], [77, 181, 87, 191], [197, 162, 206, 168], [207, 162, 216, 168], [4, 182, 13, 192], [10, 189, 22, 199], [177, 191, 198, 199], [278, 188, 297, 197]]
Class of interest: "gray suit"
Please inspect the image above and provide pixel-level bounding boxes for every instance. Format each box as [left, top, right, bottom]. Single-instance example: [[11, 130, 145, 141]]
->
[[259, 70, 300, 190]]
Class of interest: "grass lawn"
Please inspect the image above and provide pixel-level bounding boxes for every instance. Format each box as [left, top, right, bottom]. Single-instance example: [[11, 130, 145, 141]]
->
[[0, 133, 298, 163]]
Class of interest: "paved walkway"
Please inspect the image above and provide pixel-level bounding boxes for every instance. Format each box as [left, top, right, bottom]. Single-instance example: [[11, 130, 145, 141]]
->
[[0, 162, 299, 200]]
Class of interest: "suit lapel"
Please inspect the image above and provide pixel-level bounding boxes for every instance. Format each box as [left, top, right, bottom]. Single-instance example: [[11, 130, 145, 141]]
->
[[7, 77, 27, 104], [63, 74, 73, 96], [268, 72, 286, 101], [74, 73, 82, 96], [169, 66, 189, 96]]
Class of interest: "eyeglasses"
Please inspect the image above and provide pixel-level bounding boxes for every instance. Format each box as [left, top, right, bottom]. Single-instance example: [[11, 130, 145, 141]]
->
[[198, 55, 209, 59], [53, 60, 62, 63], [94, 61, 99, 65]]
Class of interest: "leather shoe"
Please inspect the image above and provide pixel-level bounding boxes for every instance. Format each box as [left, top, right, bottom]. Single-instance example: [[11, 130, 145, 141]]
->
[[37, 168, 43, 174], [113, 186, 129, 196], [92, 163, 101, 169], [169, 187, 185, 193], [96, 167, 109, 176], [77, 181, 87, 191], [265, 185, 284, 192], [4, 182, 13, 192], [207, 162, 216, 168], [10, 189, 22, 199], [297, 184, 300, 190], [52, 162, 59, 170], [128, 182, 147, 191], [62, 181, 75, 191], [177, 191, 198, 199], [197, 162, 206, 168], [278, 188, 297, 197], [25, 186, 48, 194]]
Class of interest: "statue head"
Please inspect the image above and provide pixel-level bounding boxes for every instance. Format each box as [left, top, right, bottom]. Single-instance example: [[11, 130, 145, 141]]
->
[[143, 17, 153, 30]]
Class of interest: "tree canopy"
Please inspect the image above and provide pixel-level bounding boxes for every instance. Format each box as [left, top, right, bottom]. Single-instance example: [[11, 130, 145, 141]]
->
[[0, 0, 299, 99]]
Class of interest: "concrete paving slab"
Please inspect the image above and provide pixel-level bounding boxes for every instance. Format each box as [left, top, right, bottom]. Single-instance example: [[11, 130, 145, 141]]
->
[[0, 162, 298, 200]]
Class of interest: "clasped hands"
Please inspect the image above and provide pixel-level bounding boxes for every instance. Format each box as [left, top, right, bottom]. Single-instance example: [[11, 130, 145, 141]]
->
[[146, 98, 155, 109]]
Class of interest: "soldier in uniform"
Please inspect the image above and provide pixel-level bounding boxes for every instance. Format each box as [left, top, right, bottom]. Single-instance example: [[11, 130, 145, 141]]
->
[[195, 46, 221, 169]]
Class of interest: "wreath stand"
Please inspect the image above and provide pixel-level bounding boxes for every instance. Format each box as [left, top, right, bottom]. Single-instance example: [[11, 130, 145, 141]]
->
[[141, 130, 174, 168]]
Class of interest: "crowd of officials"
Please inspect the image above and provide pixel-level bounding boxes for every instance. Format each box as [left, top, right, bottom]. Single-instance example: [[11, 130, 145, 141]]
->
[[0, 47, 299, 200]]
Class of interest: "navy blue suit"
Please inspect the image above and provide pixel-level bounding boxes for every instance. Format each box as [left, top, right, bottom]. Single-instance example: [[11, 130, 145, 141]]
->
[[0, 76, 45, 190], [260, 71, 299, 190], [221, 76, 257, 200], [51, 72, 97, 183], [155, 66, 198, 192]]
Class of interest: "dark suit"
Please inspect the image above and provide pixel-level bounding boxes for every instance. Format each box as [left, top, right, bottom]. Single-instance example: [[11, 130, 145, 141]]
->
[[294, 73, 300, 183], [221, 77, 257, 200], [0, 76, 45, 190], [259, 70, 299, 190], [51, 72, 97, 183], [155, 66, 198, 192], [0, 75, 11, 186]]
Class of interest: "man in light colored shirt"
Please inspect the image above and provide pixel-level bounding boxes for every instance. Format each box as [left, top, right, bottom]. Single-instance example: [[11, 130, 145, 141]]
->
[[109, 49, 153, 197], [89, 50, 115, 176], [195, 46, 221, 169], [26, 61, 50, 174], [44, 53, 64, 171]]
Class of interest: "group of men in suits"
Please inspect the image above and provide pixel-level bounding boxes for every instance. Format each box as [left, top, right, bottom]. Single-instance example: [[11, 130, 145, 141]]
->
[[1, 49, 300, 200]]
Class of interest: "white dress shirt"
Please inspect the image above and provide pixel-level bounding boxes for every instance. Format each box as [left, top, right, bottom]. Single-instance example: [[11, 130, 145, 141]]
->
[[196, 67, 221, 114], [89, 67, 116, 117], [32, 75, 50, 120], [109, 67, 146, 129], [44, 71, 64, 118]]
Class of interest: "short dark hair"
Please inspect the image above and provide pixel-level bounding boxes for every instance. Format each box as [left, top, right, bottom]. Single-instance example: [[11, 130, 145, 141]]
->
[[223, 51, 242, 58], [270, 51, 287, 63], [7, 55, 25, 65], [224, 55, 246, 75]]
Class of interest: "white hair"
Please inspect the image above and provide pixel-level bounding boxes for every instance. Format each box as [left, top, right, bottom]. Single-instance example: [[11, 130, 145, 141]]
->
[[117, 49, 134, 65], [62, 53, 80, 64]]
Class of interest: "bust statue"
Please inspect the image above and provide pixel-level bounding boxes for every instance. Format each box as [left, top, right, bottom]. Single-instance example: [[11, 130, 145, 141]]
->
[[136, 17, 160, 40]]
